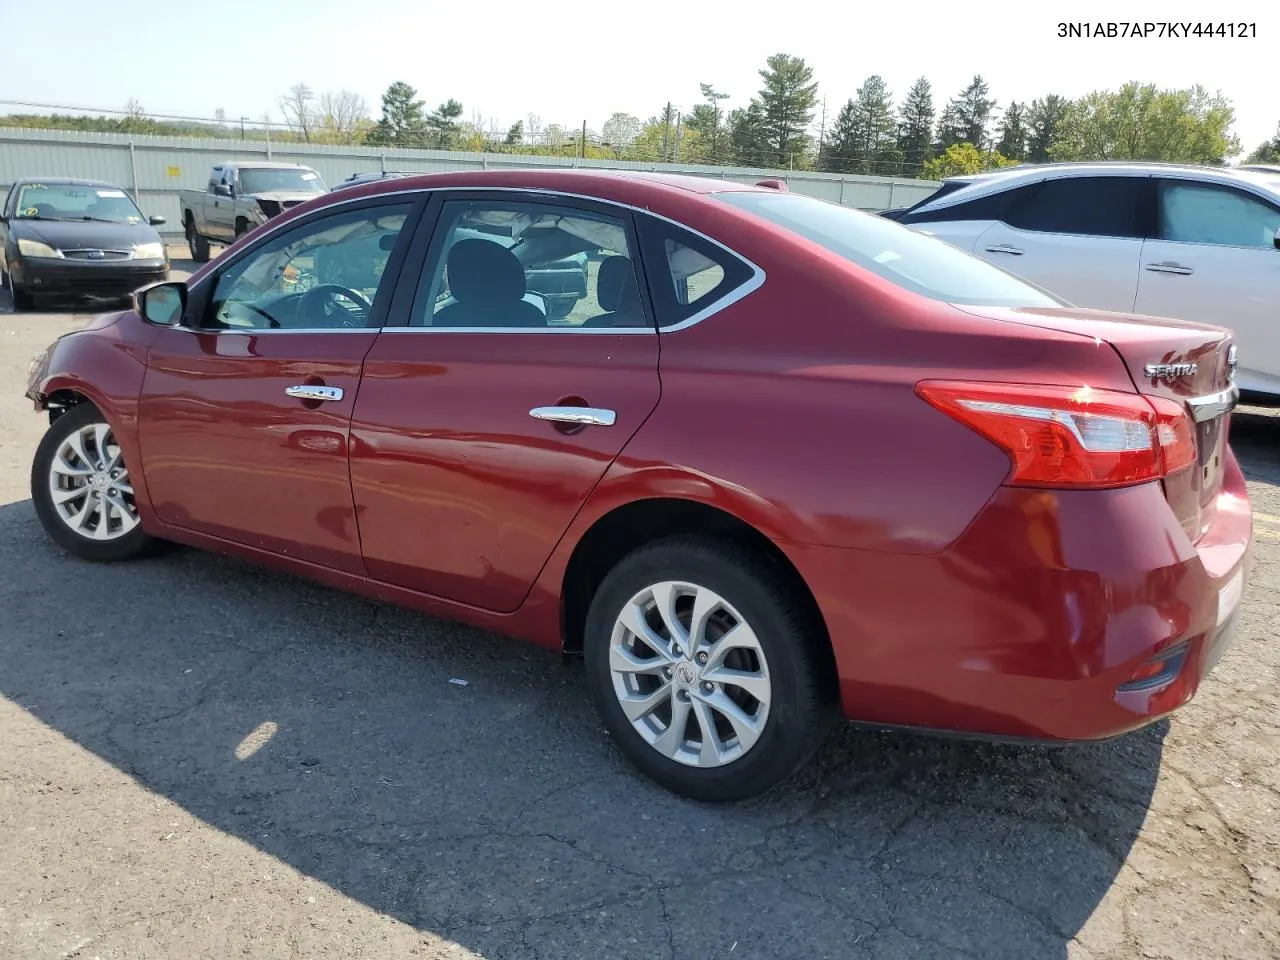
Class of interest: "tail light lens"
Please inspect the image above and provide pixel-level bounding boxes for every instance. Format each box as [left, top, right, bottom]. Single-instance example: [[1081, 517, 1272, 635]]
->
[[917, 381, 1197, 489]]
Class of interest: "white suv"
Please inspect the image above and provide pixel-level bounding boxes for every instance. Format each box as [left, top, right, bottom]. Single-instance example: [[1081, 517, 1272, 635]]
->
[[890, 163, 1280, 398]]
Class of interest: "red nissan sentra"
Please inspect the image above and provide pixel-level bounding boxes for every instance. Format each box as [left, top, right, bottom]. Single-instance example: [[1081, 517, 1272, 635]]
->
[[25, 170, 1252, 802]]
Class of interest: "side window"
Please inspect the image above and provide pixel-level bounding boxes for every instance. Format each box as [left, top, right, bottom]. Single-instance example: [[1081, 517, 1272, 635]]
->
[[208, 167, 222, 193], [1005, 176, 1147, 238], [1158, 181, 1280, 249], [902, 188, 1017, 224], [412, 199, 648, 329], [637, 216, 755, 328], [205, 203, 411, 331]]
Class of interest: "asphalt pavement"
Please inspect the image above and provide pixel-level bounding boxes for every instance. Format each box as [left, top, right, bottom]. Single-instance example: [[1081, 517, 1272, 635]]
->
[[1, 271, 1278, 959]]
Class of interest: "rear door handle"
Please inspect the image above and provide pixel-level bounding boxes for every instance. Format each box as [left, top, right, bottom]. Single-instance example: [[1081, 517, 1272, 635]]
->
[[984, 243, 1024, 255], [285, 385, 344, 402], [1145, 261, 1193, 276], [529, 406, 616, 427]]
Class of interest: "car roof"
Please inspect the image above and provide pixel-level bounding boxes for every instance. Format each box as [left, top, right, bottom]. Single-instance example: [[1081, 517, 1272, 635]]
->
[[914, 160, 1280, 212], [219, 161, 316, 170], [333, 168, 770, 206], [12, 177, 124, 189]]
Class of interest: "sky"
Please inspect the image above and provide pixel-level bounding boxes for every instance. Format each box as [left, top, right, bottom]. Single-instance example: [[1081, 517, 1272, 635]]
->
[[0, 0, 1274, 154]]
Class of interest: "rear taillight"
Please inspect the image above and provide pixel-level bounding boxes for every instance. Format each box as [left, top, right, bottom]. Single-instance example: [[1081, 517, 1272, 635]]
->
[[916, 381, 1197, 490]]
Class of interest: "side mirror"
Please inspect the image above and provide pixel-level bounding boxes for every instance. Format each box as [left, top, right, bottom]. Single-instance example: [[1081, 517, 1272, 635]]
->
[[149, 215, 167, 226], [135, 281, 187, 327], [214, 184, 232, 197], [1274, 226, 1279, 250]]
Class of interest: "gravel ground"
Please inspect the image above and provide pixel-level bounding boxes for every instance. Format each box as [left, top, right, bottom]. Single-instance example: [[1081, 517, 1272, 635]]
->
[[1, 274, 1278, 960]]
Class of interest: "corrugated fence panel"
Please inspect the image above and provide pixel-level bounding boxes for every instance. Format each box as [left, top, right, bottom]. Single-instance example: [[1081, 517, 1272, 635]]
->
[[0, 127, 940, 235]]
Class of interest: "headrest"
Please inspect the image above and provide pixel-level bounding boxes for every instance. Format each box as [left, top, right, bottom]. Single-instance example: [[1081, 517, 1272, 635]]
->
[[447, 238, 526, 303], [597, 255, 637, 312]]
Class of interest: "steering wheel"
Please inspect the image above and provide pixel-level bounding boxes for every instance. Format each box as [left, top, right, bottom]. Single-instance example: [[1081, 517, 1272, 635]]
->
[[299, 284, 373, 327]]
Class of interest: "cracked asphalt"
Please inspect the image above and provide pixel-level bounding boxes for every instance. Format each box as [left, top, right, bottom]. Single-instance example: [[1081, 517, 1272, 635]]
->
[[2, 273, 1279, 959]]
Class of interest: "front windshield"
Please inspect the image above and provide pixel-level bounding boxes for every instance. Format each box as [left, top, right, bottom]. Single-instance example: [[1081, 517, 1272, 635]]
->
[[13, 183, 146, 223], [239, 167, 326, 194], [715, 190, 1064, 309]]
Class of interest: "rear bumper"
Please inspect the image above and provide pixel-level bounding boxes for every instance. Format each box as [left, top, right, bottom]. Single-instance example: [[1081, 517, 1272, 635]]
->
[[11, 258, 169, 298], [784, 448, 1253, 741]]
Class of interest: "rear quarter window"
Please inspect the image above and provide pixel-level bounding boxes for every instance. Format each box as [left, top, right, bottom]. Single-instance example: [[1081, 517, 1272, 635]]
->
[[636, 215, 756, 328]]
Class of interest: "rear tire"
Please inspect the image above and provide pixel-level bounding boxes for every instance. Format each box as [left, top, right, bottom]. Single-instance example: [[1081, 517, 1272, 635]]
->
[[584, 536, 825, 803], [31, 403, 156, 562], [186, 216, 210, 262], [235, 218, 249, 239]]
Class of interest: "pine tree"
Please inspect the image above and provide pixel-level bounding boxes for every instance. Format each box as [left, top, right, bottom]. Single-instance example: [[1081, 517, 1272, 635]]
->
[[895, 77, 935, 173], [997, 101, 1027, 161], [753, 53, 819, 166], [366, 81, 427, 147], [1026, 95, 1069, 162]]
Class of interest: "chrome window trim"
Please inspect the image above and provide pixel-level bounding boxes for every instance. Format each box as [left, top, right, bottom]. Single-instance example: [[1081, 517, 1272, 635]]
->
[[379, 325, 655, 335], [201, 182, 766, 337], [192, 327, 378, 335]]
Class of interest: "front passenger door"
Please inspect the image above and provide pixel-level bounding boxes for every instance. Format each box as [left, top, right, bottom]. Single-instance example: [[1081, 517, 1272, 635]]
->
[[138, 199, 419, 572], [1135, 179, 1280, 394]]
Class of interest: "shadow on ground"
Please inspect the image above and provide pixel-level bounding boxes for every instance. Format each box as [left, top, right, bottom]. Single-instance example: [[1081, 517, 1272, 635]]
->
[[0, 497, 1166, 959]]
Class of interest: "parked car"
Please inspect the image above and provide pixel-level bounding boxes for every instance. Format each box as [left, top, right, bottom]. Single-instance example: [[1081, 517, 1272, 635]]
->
[[1, 178, 168, 310], [890, 162, 1280, 399], [179, 161, 326, 261], [25, 170, 1251, 802]]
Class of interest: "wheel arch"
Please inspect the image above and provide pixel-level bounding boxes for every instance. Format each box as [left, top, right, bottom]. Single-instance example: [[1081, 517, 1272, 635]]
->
[[559, 495, 838, 701]]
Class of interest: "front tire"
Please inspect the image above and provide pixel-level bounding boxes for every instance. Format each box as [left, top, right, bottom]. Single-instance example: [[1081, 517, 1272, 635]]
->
[[584, 536, 826, 802], [31, 403, 155, 562], [3, 264, 35, 311]]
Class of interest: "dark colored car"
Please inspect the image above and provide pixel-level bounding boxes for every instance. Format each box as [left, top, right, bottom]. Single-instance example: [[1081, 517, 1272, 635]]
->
[[25, 169, 1252, 802], [1, 178, 168, 310]]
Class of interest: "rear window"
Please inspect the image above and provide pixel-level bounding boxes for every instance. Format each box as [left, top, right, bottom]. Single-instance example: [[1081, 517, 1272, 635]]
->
[[716, 191, 1062, 308]]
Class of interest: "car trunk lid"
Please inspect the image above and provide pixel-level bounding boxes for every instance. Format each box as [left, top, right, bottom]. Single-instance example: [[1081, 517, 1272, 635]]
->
[[957, 305, 1238, 542]]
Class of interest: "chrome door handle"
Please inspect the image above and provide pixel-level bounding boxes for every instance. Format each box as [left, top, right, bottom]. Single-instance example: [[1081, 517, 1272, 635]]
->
[[1145, 261, 1193, 275], [285, 384, 344, 402], [529, 406, 616, 427], [984, 243, 1024, 255]]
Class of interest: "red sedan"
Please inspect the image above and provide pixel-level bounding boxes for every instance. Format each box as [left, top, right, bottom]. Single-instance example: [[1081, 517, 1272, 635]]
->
[[25, 170, 1252, 802]]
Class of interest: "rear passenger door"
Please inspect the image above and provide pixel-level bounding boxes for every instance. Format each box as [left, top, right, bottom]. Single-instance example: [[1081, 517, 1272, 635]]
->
[[970, 175, 1153, 310], [349, 191, 661, 613]]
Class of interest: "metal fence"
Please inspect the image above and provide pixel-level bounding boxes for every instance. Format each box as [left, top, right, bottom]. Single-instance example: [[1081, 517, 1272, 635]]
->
[[0, 127, 941, 236]]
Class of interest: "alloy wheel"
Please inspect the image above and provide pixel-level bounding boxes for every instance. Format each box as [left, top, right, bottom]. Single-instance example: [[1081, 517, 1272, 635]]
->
[[608, 580, 772, 768], [47, 422, 140, 541]]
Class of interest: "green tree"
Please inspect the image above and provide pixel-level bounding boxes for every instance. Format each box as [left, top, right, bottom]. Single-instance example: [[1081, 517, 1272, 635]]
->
[[753, 53, 819, 166], [505, 120, 524, 145], [366, 81, 427, 147], [1025, 95, 1069, 162], [1248, 123, 1280, 163], [823, 100, 858, 173], [1050, 83, 1239, 164], [685, 84, 731, 163], [935, 101, 965, 151], [729, 102, 771, 166], [426, 98, 464, 148], [941, 75, 996, 151], [823, 76, 898, 174], [996, 101, 1027, 161], [921, 142, 1016, 180], [895, 77, 935, 174]]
